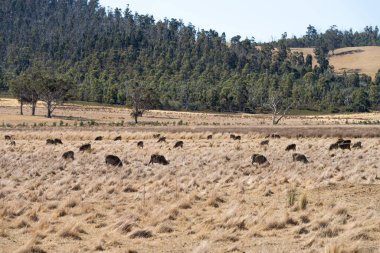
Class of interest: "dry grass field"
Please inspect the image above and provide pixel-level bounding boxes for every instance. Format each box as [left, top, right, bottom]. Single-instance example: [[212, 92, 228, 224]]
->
[[292, 46, 380, 79], [1, 99, 380, 253]]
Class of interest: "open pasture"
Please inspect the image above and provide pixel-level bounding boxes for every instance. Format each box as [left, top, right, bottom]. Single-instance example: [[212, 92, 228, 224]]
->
[[0, 128, 379, 252]]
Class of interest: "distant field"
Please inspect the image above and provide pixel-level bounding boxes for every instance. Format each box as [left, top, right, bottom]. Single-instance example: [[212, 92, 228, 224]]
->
[[292, 46, 380, 78]]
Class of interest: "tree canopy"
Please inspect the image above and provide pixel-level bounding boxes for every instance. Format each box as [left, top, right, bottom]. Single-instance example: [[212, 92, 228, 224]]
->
[[1, 0, 379, 114]]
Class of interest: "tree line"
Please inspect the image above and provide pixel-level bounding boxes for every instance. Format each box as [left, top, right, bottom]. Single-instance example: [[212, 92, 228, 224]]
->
[[1, 0, 380, 117], [267, 25, 380, 55]]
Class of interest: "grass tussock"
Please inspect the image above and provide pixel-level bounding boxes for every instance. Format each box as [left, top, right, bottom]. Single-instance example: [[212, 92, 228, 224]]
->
[[59, 224, 86, 240]]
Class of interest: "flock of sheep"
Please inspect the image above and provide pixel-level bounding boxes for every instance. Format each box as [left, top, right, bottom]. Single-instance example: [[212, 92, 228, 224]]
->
[[4, 133, 362, 168]]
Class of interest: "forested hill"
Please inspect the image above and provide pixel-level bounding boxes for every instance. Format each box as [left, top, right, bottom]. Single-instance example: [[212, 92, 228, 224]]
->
[[1, 0, 380, 113]]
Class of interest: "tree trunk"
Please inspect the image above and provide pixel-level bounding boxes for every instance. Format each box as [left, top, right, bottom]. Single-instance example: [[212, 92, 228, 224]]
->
[[47, 101, 52, 118], [134, 114, 138, 124], [20, 100, 23, 115], [31, 101, 36, 116], [272, 114, 277, 125]]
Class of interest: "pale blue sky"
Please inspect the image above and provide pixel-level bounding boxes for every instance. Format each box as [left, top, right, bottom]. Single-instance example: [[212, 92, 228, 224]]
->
[[99, 0, 380, 42]]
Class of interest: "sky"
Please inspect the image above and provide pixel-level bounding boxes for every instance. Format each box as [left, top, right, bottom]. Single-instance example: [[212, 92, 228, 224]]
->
[[98, 0, 380, 42]]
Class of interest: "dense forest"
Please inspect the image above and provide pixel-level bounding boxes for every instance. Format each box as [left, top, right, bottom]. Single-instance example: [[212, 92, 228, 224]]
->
[[1, 0, 380, 114]]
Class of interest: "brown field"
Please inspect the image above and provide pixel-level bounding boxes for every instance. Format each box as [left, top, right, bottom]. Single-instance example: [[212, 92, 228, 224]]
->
[[1, 99, 380, 253], [292, 46, 380, 79]]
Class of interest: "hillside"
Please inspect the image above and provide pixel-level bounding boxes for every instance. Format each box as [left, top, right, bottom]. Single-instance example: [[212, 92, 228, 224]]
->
[[292, 46, 380, 78]]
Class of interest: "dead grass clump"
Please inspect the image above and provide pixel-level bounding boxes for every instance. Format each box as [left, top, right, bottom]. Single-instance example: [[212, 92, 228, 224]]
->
[[335, 206, 348, 216], [129, 229, 153, 239], [319, 226, 342, 238], [325, 244, 359, 253], [47, 202, 58, 210], [265, 220, 286, 230], [157, 224, 174, 233], [178, 199, 192, 209], [115, 220, 136, 234], [15, 245, 47, 253], [94, 244, 105, 251], [71, 184, 81, 191], [123, 185, 138, 193], [167, 207, 180, 220], [300, 214, 310, 224], [64, 199, 78, 208], [27, 210, 39, 222], [207, 196, 224, 208], [59, 224, 86, 240], [56, 208, 67, 218], [300, 194, 308, 210], [16, 219, 31, 229]]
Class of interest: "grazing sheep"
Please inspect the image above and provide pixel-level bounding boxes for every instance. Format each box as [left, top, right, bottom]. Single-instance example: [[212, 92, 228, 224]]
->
[[292, 153, 308, 164], [149, 154, 169, 165], [137, 141, 144, 148], [79, 143, 91, 152], [251, 154, 269, 165], [260, 140, 269, 146], [174, 141, 184, 148], [153, 134, 161, 138], [233, 135, 241, 141], [352, 141, 362, 149], [95, 136, 103, 141], [54, 138, 63, 145], [4, 135, 13, 140], [207, 135, 213, 140], [46, 139, 56, 145], [329, 143, 339, 151], [10, 140, 16, 146], [62, 151, 74, 160], [105, 155, 123, 167], [157, 137, 166, 143], [329, 139, 351, 151], [337, 138, 351, 144], [285, 144, 296, 151], [339, 143, 351, 150], [271, 134, 281, 139], [230, 134, 241, 140], [114, 136, 122, 141]]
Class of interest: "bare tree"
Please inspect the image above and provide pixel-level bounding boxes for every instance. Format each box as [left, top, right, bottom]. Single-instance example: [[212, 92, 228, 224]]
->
[[266, 94, 294, 125]]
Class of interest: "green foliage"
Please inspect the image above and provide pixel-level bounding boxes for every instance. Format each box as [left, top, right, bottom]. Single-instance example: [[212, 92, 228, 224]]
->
[[1, 1, 378, 114]]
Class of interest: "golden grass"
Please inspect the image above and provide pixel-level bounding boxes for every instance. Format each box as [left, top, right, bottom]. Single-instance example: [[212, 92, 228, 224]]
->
[[0, 129, 379, 252], [292, 46, 380, 78]]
